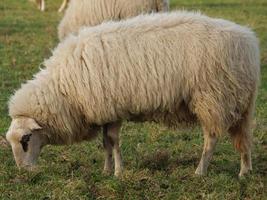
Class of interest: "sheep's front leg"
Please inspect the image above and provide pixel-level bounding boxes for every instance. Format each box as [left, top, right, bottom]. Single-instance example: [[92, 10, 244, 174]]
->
[[103, 124, 113, 174], [102, 121, 123, 177], [195, 129, 217, 175]]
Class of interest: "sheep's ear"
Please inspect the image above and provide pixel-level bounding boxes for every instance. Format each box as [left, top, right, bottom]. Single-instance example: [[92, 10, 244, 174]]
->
[[27, 118, 42, 130]]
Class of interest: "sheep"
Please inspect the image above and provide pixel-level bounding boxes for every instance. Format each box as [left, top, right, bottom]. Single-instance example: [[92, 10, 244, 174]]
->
[[6, 11, 260, 177], [58, 0, 169, 41]]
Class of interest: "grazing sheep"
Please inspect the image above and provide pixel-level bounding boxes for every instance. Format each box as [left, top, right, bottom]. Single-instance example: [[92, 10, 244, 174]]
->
[[6, 11, 260, 177], [58, 0, 169, 40]]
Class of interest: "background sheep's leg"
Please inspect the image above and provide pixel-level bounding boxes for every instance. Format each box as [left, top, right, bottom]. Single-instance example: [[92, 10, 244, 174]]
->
[[40, 0, 45, 11], [103, 122, 123, 177], [195, 130, 217, 175], [103, 124, 113, 174], [58, 0, 68, 13]]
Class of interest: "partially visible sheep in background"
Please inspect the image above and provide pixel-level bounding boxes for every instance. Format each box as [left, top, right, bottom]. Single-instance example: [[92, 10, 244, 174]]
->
[[6, 11, 260, 177], [29, 0, 69, 12], [58, 0, 169, 40]]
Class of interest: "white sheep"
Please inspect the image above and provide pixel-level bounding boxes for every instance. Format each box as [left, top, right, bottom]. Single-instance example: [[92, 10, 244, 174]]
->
[[6, 11, 260, 177], [58, 0, 169, 40]]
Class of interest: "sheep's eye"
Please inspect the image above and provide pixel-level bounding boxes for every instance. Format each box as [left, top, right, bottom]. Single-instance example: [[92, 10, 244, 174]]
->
[[20, 134, 32, 152]]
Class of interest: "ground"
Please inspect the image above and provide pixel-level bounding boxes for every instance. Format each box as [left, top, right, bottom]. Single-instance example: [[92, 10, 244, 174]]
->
[[0, 0, 266, 199]]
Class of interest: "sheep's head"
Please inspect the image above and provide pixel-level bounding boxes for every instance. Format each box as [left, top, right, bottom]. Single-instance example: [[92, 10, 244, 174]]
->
[[6, 117, 48, 170]]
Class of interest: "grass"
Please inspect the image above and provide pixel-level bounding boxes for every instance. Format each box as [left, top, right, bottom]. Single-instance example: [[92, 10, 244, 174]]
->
[[0, 0, 266, 199]]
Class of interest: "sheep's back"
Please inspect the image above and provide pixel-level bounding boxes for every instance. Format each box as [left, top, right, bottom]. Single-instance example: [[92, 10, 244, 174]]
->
[[53, 12, 260, 129]]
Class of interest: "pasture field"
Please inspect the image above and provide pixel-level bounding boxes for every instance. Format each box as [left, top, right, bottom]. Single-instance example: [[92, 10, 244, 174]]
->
[[0, 0, 266, 199]]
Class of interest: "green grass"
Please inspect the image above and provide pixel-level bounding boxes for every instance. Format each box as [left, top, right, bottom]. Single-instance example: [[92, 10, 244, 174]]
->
[[0, 0, 267, 199]]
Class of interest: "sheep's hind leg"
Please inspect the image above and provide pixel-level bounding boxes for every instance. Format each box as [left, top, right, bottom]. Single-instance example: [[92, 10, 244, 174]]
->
[[195, 129, 218, 176], [229, 112, 252, 177], [102, 122, 123, 177], [239, 150, 252, 177]]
